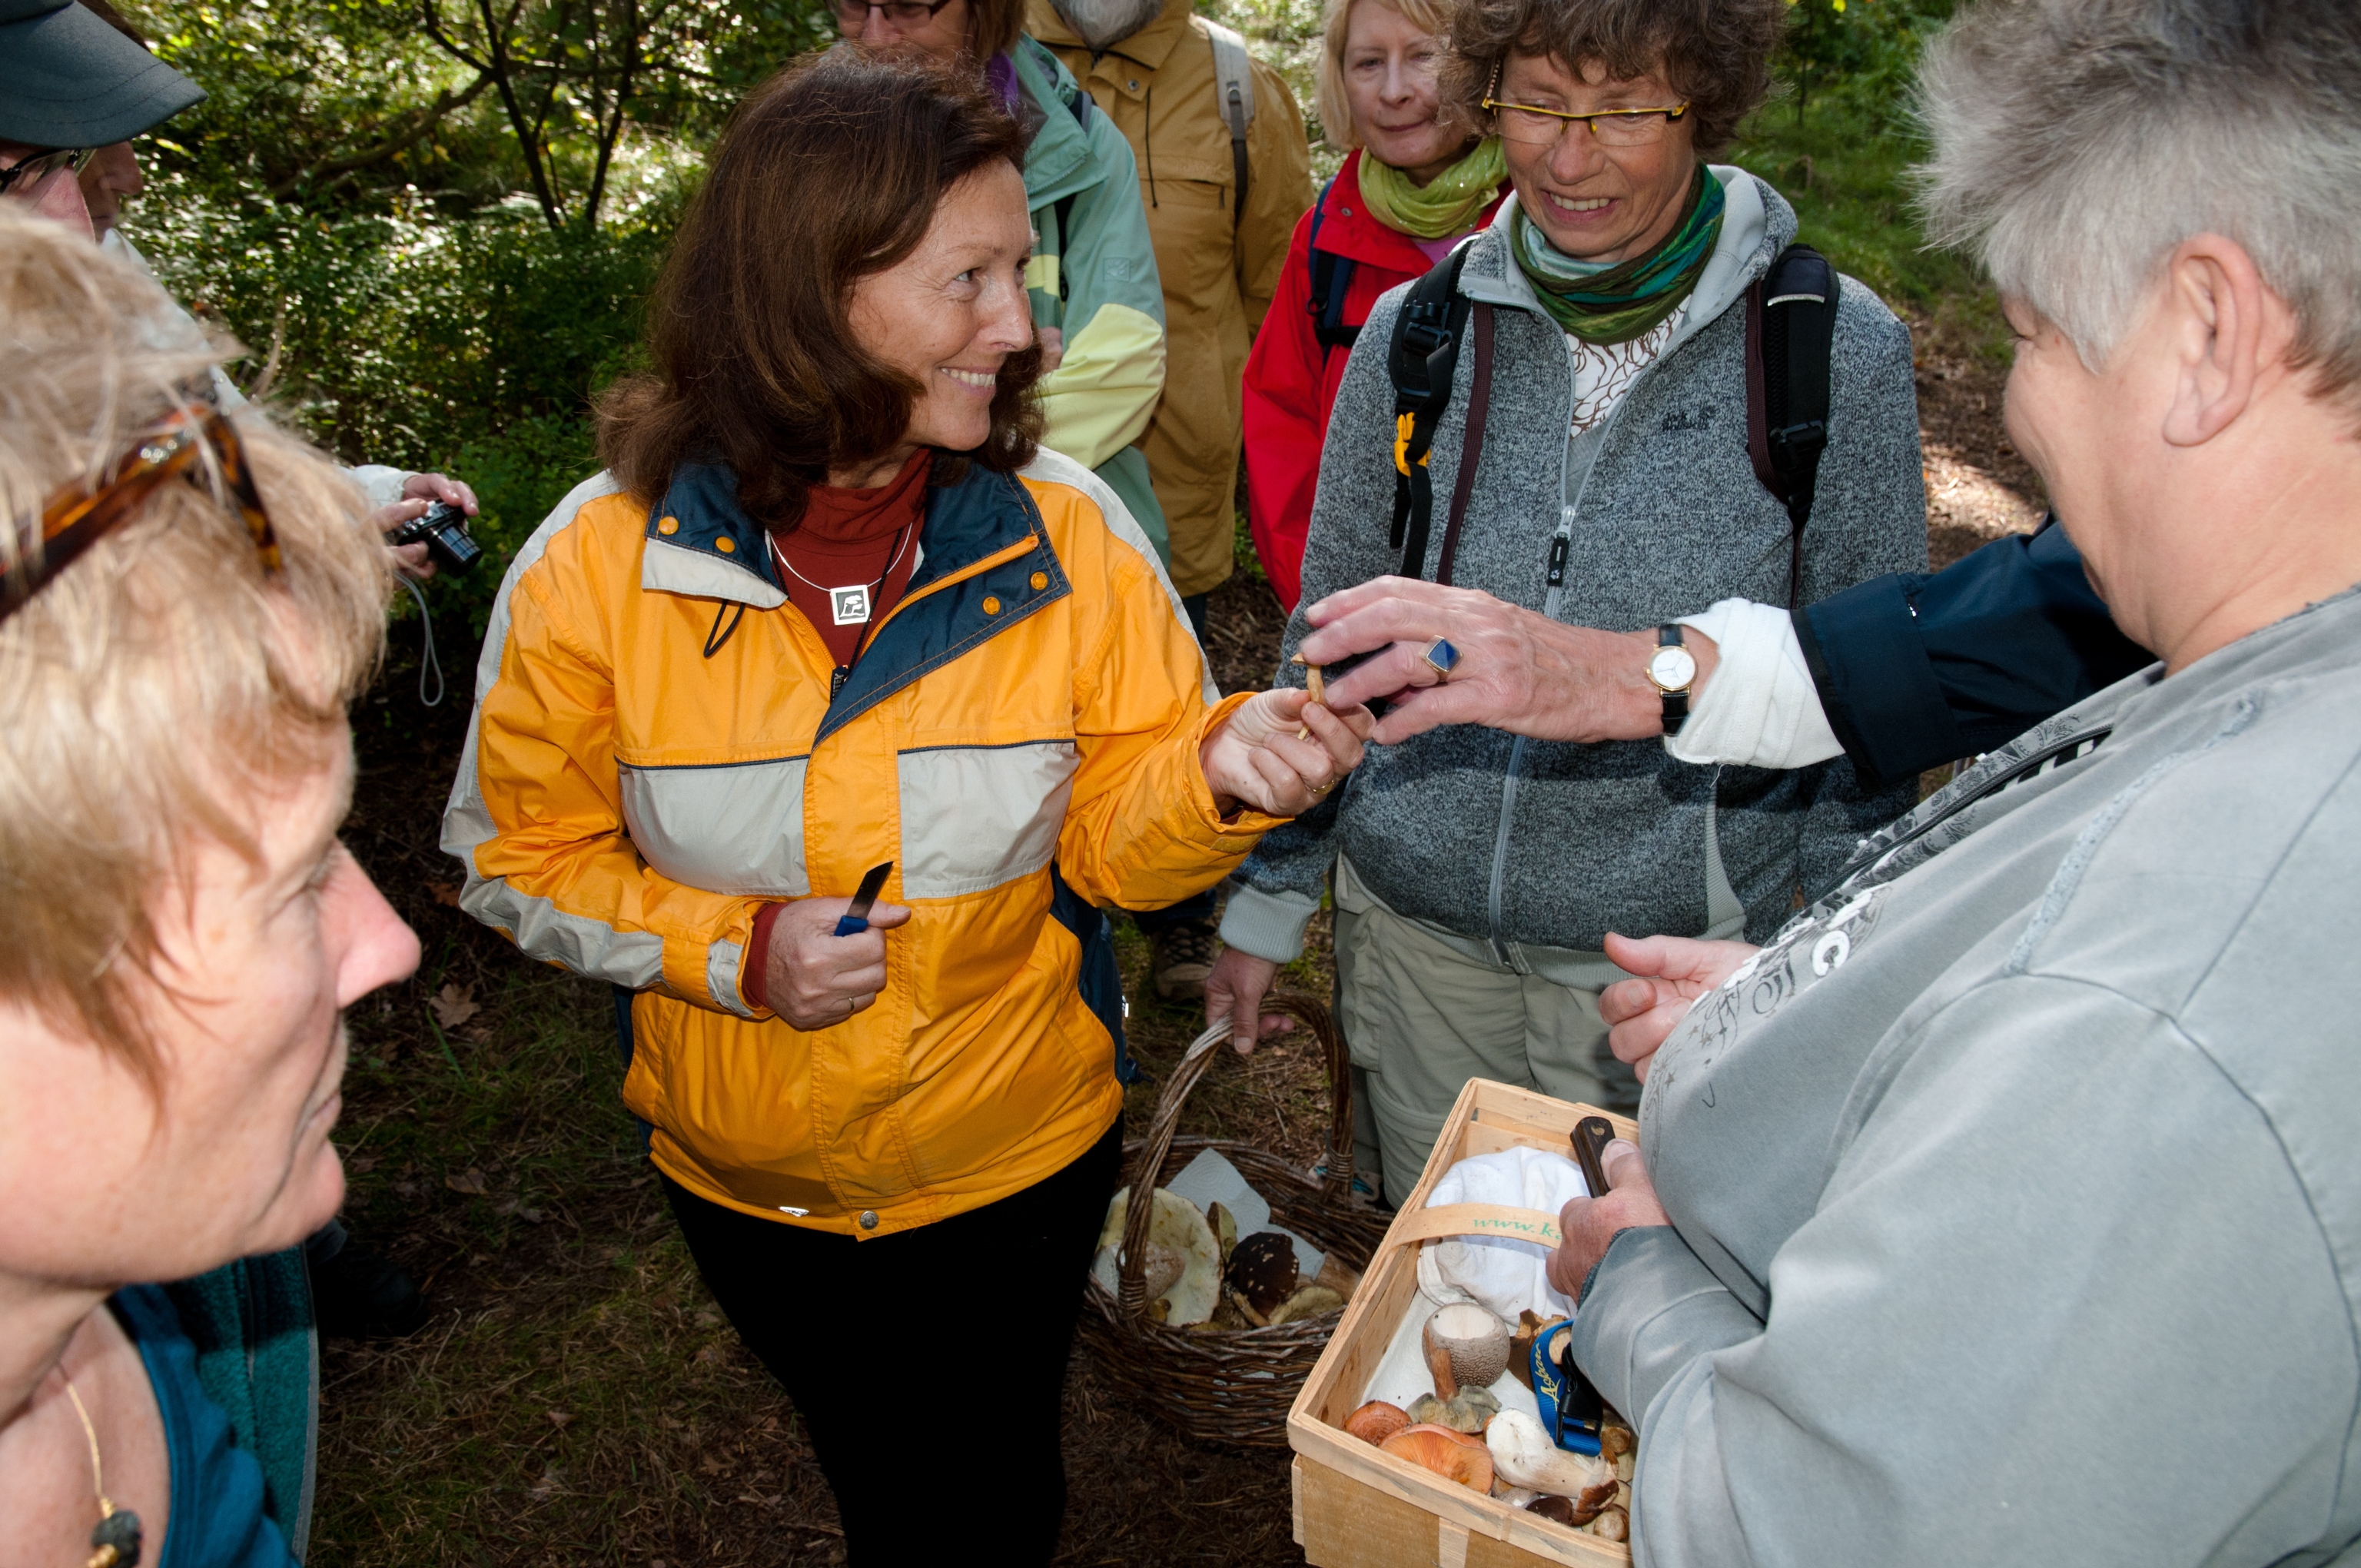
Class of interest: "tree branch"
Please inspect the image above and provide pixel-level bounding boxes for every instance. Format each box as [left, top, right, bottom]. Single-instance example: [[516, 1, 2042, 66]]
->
[[267, 72, 496, 198]]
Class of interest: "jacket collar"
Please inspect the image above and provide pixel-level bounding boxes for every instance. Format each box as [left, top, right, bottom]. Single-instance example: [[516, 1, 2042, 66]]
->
[[1012, 35, 1094, 203], [1313, 149, 1508, 274], [1028, 0, 1193, 74], [1458, 166, 1789, 357], [639, 459, 1074, 745]]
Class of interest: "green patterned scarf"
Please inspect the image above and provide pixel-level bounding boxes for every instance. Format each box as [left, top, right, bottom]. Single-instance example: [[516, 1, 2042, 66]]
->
[[1512, 164, 1725, 344], [1356, 138, 1508, 241]]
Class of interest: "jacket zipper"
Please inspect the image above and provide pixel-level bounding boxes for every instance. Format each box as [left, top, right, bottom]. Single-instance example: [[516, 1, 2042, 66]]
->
[[1483, 341, 1645, 965]]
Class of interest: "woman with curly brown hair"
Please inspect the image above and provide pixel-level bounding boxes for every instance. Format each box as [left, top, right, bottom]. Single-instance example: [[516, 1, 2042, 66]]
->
[[443, 49, 1367, 1562], [1209, 0, 1928, 1204]]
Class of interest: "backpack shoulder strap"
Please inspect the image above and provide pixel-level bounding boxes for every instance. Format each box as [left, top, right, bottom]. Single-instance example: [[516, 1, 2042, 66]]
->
[[1306, 174, 1360, 356], [1745, 243, 1838, 608], [1204, 21, 1254, 218], [1386, 242, 1477, 579]]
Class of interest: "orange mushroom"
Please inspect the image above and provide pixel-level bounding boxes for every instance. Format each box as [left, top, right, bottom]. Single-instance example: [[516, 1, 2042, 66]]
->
[[1379, 1423, 1496, 1493], [1343, 1400, 1411, 1447]]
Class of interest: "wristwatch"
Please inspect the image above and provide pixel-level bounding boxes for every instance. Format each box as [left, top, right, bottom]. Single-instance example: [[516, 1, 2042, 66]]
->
[[1647, 624, 1697, 736]]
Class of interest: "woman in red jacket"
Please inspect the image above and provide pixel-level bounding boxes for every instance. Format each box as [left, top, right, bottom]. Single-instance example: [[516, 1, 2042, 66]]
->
[[1241, 0, 1506, 610]]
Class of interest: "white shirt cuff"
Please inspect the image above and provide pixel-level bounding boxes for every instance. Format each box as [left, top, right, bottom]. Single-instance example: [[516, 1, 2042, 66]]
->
[[1661, 598, 1845, 770]]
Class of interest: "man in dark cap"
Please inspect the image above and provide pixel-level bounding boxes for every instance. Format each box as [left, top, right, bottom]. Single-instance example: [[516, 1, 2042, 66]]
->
[[0, 0, 201, 234]]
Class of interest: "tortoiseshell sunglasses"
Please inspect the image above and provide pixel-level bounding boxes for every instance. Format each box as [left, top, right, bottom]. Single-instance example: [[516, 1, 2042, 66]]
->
[[2, 405, 281, 623]]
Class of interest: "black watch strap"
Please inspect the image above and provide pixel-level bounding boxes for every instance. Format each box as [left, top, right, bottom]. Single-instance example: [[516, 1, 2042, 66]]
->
[[1658, 624, 1690, 736]]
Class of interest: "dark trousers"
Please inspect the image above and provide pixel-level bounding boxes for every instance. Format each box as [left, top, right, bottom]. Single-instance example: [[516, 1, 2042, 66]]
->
[[663, 1119, 1124, 1566]]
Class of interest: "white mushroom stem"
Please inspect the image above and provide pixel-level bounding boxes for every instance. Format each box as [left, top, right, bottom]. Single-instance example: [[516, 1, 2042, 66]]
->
[[1486, 1409, 1614, 1497]]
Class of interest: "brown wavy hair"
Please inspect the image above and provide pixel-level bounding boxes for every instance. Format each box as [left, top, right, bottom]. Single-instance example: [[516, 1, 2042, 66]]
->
[[599, 47, 1044, 530], [1442, 0, 1783, 158]]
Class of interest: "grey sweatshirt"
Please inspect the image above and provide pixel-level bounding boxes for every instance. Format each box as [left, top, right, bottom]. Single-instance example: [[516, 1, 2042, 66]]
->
[[1569, 586, 2361, 1566], [1220, 171, 1926, 972]]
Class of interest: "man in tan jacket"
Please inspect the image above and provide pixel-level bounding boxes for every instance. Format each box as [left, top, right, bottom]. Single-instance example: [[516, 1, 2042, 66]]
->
[[1028, 0, 1313, 999]]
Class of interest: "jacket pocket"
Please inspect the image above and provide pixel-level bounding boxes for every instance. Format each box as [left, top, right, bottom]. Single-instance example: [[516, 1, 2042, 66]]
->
[[617, 754, 809, 897]]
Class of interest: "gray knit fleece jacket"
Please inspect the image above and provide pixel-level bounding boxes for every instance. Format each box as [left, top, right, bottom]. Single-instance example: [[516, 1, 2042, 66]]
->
[[1221, 171, 1927, 966]]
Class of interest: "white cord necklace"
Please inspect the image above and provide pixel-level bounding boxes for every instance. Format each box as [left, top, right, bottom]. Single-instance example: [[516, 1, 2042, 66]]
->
[[770, 523, 914, 627]]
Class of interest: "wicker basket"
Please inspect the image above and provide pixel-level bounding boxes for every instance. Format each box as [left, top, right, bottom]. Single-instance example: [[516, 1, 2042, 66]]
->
[[1074, 993, 1390, 1449]]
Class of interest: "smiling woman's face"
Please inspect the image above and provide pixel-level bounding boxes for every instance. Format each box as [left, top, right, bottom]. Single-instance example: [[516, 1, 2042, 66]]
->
[[843, 159, 1035, 483], [1496, 51, 1697, 264], [1342, 0, 1465, 183]]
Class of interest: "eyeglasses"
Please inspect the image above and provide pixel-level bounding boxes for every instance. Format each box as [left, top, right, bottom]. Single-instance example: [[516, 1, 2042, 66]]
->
[[0, 147, 97, 198], [1481, 65, 1689, 148], [3, 406, 281, 625], [829, 0, 955, 27]]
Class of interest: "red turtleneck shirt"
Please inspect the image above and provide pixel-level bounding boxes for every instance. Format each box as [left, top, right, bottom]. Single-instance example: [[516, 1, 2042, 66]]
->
[[770, 448, 929, 669]]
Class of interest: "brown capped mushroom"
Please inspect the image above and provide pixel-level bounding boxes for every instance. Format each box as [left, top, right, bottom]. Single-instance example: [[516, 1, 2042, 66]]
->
[[1525, 1495, 1577, 1526], [1224, 1231, 1299, 1321], [1570, 1479, 1620, 1526], [1343, 1400, 1410, 1446], [1379, 1423, 1494, 1493], [1585, 1505, 1629, 1543]]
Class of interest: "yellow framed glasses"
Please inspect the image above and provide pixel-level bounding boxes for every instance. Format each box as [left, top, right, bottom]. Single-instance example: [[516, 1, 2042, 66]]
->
[[1481, 63, 1689, 148]]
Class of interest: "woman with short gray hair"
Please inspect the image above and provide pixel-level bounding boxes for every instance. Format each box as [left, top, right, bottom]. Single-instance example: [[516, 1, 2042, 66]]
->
[[1540, 1, 2361, 1561], [1209, 0, 1926, 1202]]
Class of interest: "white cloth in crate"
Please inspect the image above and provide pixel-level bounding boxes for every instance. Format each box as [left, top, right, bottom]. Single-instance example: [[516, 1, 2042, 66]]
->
[[1415, 1145, 1587, 1323]]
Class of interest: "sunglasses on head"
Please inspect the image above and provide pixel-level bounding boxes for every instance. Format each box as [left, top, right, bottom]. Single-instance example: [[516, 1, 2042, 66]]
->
[[2, 405, 281, 624]]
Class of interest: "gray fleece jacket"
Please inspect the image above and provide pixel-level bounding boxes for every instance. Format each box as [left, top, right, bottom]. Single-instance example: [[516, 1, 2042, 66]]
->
[[1220, 170, 1925, 974], [1570, 586, 2361, 1566]]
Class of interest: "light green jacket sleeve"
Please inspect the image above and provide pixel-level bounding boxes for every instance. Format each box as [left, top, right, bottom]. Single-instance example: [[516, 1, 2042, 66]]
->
[[1023, 62, 1167, 471]]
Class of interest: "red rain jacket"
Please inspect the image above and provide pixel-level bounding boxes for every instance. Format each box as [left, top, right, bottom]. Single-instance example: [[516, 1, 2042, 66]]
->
[[1240, 149, 1506, 611]]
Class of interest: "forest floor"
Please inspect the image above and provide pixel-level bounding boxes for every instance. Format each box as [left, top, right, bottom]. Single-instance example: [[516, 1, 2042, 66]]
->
[[311, 293, 2042, 1565]]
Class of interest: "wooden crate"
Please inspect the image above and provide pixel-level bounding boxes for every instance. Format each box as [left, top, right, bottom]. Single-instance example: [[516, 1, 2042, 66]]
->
[[1287, 1078, 1640, 1568]]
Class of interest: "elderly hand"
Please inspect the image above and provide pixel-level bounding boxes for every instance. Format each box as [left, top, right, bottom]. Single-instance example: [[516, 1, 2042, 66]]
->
[[1204, 945, 1297, 1055], [1200, 688, 1373, 818], [1297, 577, 1719, 746], [760, 895, 912, 1031], [370, 472, 479, 582], [1546, 1138, 1672, 1299], [1599, 932, 1758, 1081]]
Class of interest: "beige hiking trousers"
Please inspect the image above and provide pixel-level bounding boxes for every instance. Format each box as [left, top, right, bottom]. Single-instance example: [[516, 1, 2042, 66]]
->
[[1333, 889, 1641, 1207]]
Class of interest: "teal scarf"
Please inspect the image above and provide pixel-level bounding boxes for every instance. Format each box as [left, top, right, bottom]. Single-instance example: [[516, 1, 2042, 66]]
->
[[1512, 165, 1725, 344]]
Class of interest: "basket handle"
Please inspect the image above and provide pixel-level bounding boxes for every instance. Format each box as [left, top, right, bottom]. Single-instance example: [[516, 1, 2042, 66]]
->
[[1381, 1202, 1564, 1251], [1114, 992, 1359, 1321]]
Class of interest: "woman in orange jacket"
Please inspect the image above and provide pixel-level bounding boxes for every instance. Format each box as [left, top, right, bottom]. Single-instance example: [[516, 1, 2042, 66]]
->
[[443, 52, 1367, 1565], [1240, 0, 1507, 610]]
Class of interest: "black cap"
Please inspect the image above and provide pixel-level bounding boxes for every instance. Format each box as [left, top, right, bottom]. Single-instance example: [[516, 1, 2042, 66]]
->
[[0, 0, 204, 149]]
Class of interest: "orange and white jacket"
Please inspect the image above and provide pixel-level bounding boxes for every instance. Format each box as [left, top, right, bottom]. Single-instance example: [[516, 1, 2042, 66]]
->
[[442, 449, 1277, 1236]]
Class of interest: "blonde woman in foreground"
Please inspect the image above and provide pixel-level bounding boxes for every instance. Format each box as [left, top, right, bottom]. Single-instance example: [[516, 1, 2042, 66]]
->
[[0, 211, 416, 1566]]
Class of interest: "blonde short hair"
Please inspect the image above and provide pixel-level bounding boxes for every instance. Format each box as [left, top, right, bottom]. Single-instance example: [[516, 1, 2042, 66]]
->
[[0, 211, 391, 1081], [1315, 0, 1459, 151]]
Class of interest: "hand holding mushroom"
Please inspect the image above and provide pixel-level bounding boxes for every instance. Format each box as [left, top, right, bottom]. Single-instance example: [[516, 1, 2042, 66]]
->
[[1545, 1138, 1671, 1300], [1198, 688, 1373, 819]]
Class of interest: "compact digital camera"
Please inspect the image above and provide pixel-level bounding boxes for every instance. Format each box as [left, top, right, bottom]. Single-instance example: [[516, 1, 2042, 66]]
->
[[391, 501, 482, 573]]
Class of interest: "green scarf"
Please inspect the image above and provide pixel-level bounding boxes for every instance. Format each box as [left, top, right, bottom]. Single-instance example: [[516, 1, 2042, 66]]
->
[[1356, 138, 1507, 241], [1512, 164, 1725, 344]]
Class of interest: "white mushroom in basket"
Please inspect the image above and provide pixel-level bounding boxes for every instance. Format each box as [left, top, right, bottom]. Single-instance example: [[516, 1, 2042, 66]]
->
[[1486, 1408, 1614, 1497], [1093, 1188, 1222, 1327]]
